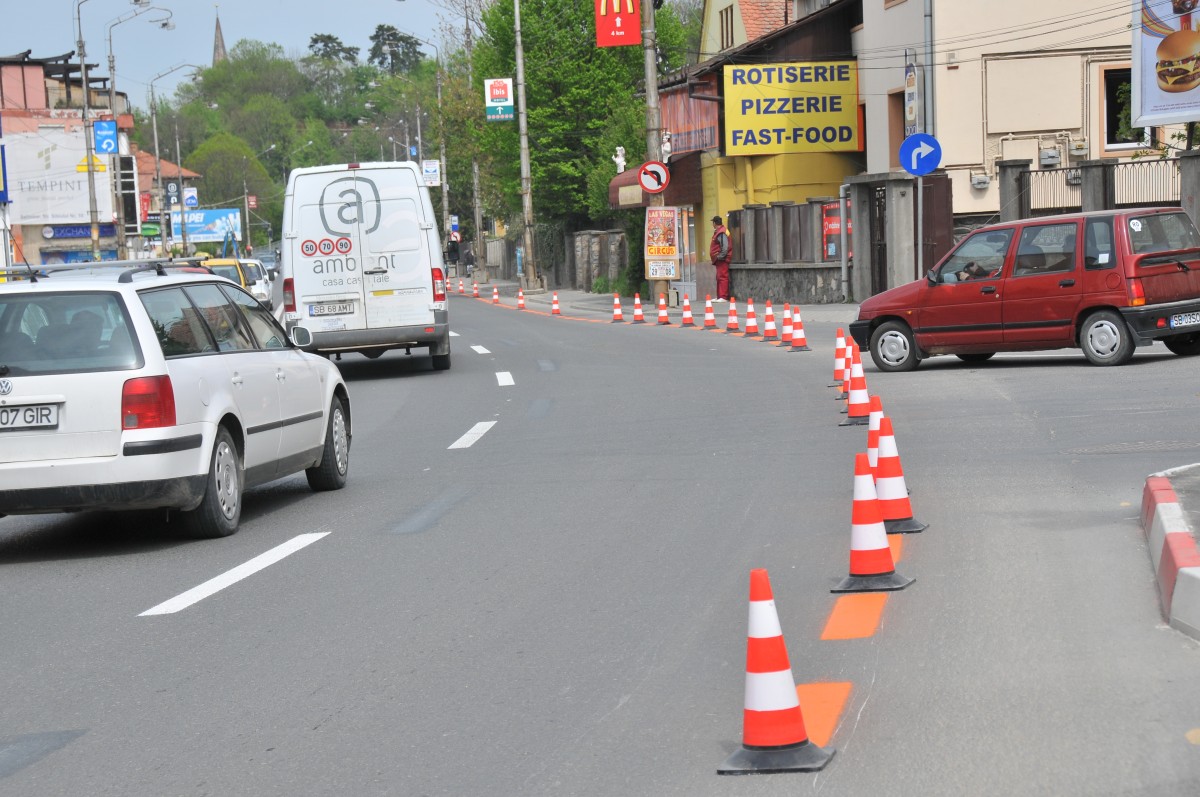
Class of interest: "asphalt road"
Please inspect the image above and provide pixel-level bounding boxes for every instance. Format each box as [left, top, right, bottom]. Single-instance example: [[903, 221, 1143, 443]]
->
[[2, 292, 1199, 796]]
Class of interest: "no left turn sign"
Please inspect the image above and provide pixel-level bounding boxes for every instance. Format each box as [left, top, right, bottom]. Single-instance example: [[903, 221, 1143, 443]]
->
[[638, 161, 670, 194]]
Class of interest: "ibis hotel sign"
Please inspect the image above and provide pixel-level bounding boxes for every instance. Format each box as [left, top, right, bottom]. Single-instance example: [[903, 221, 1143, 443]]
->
[[723, 62, 861, 156], [485, 78, 514, 122]]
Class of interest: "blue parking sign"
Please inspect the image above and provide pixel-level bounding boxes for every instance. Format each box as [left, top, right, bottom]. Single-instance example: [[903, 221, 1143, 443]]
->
[[93, 120, 118, 155]]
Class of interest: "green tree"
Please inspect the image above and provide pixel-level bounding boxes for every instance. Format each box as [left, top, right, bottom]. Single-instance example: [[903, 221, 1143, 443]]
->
[[368, 25, 423, 75], [308, 33, 360, 63], [185, 133, 275, 210]]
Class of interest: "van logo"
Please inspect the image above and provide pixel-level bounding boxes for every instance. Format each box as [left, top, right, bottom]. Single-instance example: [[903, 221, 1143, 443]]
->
[[319, 177, 382, 236], [0, 379, 12, 396]]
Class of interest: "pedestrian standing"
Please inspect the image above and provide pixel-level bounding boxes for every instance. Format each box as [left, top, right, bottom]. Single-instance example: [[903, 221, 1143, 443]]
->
[[710, 215, 731, 301]]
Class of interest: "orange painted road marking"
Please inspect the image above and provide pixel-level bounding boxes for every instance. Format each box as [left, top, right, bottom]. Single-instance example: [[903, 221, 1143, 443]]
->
[[889, 534, 904, 563], [821, 593, 888, 640], [796, 682, 853, 747]]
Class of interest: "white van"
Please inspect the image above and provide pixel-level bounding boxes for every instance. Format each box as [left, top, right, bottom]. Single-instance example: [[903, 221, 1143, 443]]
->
[[280, 162, 450, 369]]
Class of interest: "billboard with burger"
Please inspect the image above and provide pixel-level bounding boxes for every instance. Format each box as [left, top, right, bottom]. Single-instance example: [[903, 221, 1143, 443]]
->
[[1134, 0, 1200, 125]]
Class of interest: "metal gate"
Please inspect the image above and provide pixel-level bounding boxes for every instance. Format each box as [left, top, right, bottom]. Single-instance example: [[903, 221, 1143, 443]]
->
[[870, 186, 888, 295]]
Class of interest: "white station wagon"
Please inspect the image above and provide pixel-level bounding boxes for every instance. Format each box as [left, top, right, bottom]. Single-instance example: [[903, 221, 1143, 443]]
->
[[0, 261, 351, 538]]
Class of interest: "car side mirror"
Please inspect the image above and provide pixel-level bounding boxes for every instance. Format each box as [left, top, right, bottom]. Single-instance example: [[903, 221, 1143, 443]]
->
[[290, 326, 313, 347]]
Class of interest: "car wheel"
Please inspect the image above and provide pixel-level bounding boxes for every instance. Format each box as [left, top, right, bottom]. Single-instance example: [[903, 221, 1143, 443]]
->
[[306, 397, 350, 492], [956, 353, 995, 363], [181, 427, 242, 538], [1163, 332, 1200, 356], [869, 320, 920, 372], [1080, 310, 1135, 366], [432, 352, 451, 371]]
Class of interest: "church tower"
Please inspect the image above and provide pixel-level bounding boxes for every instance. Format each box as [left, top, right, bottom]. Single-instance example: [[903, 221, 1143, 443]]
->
[[212, 8, 228, 65]]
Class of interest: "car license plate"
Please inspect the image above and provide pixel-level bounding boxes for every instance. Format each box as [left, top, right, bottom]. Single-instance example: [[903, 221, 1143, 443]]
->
[[1170, 311, 1200, 329], [309, 302, 354, 317], [0, 404, 59, 431]]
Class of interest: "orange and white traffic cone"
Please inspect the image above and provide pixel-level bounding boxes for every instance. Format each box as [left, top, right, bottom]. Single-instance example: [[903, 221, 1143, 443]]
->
[[762, 300, 778, 342], [866, 395, 885, 475], [744, 299, 761, 337], [725, 298, 740, 333], [790, 309, 811, 352], [551, 292, 561, 315], [492, 285, 499, 304], [703, 295, 718, 329], [517, 289, 526, 310], [632, 293, 647, 324], [718, 569, 836, 774], [832, 453, 915, 593], [839, 344, 871, 426], [680, 294, 695, 327], [780, 305, 793, 347], [473, 281, 480, 298], [611, 294, 625, 323], [657, 293, 672, 325], [876, 417, 927, 534], [829, 328, 846, 386], [458, 278, 465, 294], [834, 342, 852, 401]]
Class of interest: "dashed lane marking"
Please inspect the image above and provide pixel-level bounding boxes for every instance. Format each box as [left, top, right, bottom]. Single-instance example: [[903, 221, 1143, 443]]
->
[[471, 345, 491, 354], [496, 372, 515, 386], [448, 421, 497, 449]]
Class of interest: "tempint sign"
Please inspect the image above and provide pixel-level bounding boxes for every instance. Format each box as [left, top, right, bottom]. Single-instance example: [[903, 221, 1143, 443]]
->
[[723, 62, 861, 156], [595, 0, 641, 47]]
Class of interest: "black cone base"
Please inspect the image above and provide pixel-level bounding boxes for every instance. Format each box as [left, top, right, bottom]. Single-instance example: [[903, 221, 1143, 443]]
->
[[828, 381, 844, 388], [885, 517, 927, 534], [831, 571, 914, 593], [790, 346, 811, 352], [717, 741, 835, 775], [838, 414, 868, 426]]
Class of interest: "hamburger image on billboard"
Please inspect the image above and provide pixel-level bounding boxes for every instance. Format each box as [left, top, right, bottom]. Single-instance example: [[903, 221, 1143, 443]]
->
[[1133, 0, 1200, 125], [1156, 28, 1200, 92]]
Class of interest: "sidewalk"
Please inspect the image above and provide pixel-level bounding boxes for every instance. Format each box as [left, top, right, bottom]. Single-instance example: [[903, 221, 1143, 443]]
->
[[1141, 464, 1200, 641]]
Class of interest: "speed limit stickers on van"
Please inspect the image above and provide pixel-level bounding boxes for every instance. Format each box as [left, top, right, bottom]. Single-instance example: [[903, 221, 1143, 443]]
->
[[335, 237, 352, 254], [318, 239, 336, 255], [301, 240, 318, 257]]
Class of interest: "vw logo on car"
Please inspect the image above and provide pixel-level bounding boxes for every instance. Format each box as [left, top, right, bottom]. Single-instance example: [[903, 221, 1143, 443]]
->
[[0, 379, 12, 396]]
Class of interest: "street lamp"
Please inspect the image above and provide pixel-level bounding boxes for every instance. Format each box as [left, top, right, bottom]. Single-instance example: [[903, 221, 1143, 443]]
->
[[149, 62, 203, 255], [284, 139, 313, 182], [75, 0, 101, 259], [243, 143, 276, 255]]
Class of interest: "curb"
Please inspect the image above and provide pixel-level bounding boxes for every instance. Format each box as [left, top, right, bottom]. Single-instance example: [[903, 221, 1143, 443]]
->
[[1140, 466, 1200, 641]]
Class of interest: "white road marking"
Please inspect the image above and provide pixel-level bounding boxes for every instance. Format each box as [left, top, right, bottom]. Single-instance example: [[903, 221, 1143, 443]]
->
[[449, 421, 497, 449], [496, 372, 515, 386], [450, 331, 460, 337], [138, 532, 331, 616], [472, 345, 491, 354]]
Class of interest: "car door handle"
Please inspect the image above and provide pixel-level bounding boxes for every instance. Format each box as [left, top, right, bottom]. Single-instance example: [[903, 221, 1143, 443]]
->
[[363, 268, 387, 275], [231, 374, 244, 386], [276, 370, 286, 382], [980, 286, 997, 294], [1059, 279, 1076, 287]]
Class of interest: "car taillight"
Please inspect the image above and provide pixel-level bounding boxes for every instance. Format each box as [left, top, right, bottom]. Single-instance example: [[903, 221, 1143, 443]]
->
[[122, 376, 176, 430], [432, 267, 446, 302], [283, 277, 296, 313], [1127, 277, 1146, 307]]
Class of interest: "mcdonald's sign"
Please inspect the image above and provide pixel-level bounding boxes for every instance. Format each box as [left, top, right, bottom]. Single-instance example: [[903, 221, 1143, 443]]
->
[[595, 0, 641, 48]]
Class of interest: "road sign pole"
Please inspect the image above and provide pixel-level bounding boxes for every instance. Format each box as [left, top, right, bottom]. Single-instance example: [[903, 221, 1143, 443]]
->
[[916, 176, 923, 281]]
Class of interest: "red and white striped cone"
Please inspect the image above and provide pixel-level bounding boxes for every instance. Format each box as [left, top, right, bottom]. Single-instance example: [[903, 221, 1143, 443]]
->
[[517, 289, 526, 310], [632, 293, 647, 324], [473, 281, 480, 298], [718, 569, 835, 774], [789, 309, 811, 351], [780, 305, 794, 347], [492, 286, 499, 304], [829, 328, 846, 386], [876, 417, 927, 534], [762, 300, 778, 341], [839, 344, 871, 425], [657, 293, 672, 325], [744, 299, 761, 337], [832, 453, 915, 593], [458, 278, 465, 294], [725, 298, 740, 333], [680, 294, 695, 327], [703, 295, 718, 329], [551, 292, 561, 315], [834, 341, 852, 400], [611, 294, 625, 323], [866, 395, 885, 476]]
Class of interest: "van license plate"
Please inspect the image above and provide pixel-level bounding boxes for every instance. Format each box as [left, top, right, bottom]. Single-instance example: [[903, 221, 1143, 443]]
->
[[1170, 311, 1200, 328], [0, 404, 59, 431], [309, 302, 354, 317]]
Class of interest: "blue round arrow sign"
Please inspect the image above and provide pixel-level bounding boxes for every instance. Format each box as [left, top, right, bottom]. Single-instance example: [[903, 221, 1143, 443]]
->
[[899, 133, 942, 177]]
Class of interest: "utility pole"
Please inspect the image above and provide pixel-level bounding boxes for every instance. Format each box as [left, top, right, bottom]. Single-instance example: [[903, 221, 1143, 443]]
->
[[514, 0, 541, 291], [643, 0, 666, 302], [464, 15, 488, 285], [76, 0, 102, 260], [173, 121, 188, 255]]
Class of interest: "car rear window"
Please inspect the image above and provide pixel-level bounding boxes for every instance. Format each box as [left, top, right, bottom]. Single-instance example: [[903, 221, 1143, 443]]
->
[[0, 291, 142, 375], [1127, 212, 1200, 255], [208, 265, 244, 285]]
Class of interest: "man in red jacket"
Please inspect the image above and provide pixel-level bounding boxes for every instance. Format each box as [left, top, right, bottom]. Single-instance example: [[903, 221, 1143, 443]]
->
[[710, 215, 731, 301]]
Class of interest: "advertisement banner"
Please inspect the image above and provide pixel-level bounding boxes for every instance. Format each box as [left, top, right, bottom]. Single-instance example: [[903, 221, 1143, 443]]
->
[[422, 159, 441, 187], [595, 0, 641, 48], [644, 206, 680, 280], [169, 208, 242, 243], [485, 78, 514, 122], [821, 201, 853, 261], [1133, 0, 1200, 126], [6, 130, 114, 224], [723, 62, 861, 156]]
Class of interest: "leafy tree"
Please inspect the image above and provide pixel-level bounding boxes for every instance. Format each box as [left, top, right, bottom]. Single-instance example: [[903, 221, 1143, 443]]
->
[[368, 25, 424, 75], [184, 132, 274, 209], [308, 33, 359, 63]]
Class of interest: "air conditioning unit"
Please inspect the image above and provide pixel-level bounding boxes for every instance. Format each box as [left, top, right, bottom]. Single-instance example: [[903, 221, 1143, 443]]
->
[[970, 173, 991, 189], [1069, 140, 1089, 158], [1039, 148, 1062, 167]]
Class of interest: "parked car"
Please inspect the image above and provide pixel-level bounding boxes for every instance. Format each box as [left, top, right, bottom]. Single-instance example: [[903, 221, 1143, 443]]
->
[[0, 261, 351, 538], [200, 258, 272, 310], [849, 208, 1200, 370], [240, 258, 274, 310]]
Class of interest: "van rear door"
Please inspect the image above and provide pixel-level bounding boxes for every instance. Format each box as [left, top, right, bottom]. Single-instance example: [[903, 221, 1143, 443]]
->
[[354, 167, 435, 329], [290, 173, 370, 335]]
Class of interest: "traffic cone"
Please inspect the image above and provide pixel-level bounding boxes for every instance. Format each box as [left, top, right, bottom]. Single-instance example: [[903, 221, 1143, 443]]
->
[[744, 299, 761, 337], [473, 281, 480, 298], [680, 294, 695, 327], [725, 298, 740, 333], [492, 285, 499, 304], [718, 569, 835, 774], [876, 417, 927, 534], [551, 292, 561, 315], [458, 278, 465, 294], [831, 453, 915, 593], [517, 289, 526, 310], [834, 342, 852, 400], [703, 295, 718, 329], [790, 309, 811, 351], [839, 344, 871, 426], [761, 300, 778, 341], [829, 328, 846, 386], [780, 305, 793, 347], [632, 293, 646, 324], [657, 293, 672, 325], [866, 396, 884, 475], [611, 294, 625, 323]]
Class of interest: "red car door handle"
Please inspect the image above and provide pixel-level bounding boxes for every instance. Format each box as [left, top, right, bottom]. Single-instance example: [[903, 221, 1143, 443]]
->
[[980, 286, 997, 294], [1059, 279, 1076, 287]]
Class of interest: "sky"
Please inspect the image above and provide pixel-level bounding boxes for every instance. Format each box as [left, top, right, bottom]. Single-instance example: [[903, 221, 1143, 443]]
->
[[5, 0, 450, 109]]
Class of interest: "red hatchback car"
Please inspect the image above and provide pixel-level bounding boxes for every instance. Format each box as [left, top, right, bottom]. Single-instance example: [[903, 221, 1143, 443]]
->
[[849, 207, 1200, 370]]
